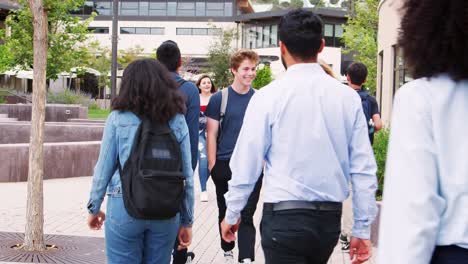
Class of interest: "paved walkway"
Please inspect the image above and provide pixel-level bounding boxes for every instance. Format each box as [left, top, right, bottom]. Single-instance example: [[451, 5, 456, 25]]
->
[[0, 176, 376, 264]]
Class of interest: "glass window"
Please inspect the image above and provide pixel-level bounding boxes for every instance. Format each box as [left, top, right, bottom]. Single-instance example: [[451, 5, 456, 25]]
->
[[263, 26, 270, 48], [96, 1, 112, 15], [120, 1, 138, 15], [208, 28, 222, 35], [139, 1, 149, 16], [121, 1, 138, 9], [206, 9, 224, 16], [120, 27, 136, 34], [248, 27, 256, 49], [178, 2, 195, 9], [193, 28, 208, 35], [149, 9, 166, 16], [196, 2, 206, 16], [324, 24, 334, 37], [206, 2, 224, 9], [270, 25, 278, 47], [167, 2, 177, 16], [256, 26, 262, 48], [177, 28, 192, 35], [83, 1, 94, 15], [149, 2, 166, 9], [135, 27, 151, 35], [335, 24, 343, 38], [177, 9, 195, 16], [224, 2, 233, 16], [151, 27, 165, 35], [88, 27, 109, 34]]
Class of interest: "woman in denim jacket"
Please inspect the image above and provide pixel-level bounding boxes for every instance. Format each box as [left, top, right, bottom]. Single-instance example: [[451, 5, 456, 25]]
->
[[86, 59, 194, 264], [196, 75, 217, 202]]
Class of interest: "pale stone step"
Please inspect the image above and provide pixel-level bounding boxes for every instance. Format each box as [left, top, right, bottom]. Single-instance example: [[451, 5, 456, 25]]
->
[[0, 118, 18, 122], [0, 114, 9, 118]]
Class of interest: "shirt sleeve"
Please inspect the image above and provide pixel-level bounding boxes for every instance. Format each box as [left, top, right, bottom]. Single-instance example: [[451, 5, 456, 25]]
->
[[370, 96, 380, 116], [182, 82, 200, 171], [377, 82, 443, 264], [224, 93, 270, 225], [205, 92, 222, 121], [176, 115, 195, 227], [348, 96, 378, 239], [87, 111, 118, 215]]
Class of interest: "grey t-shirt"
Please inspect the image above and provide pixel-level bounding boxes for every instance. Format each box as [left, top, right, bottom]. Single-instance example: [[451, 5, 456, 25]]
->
[[205, 86, 255, 160]]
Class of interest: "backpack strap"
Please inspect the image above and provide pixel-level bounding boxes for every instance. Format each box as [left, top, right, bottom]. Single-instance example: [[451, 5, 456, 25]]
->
[[219, 88, 229, 125]]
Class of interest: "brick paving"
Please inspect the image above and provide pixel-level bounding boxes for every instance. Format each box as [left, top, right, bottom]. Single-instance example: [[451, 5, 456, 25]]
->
[[0, 176, 376, 264]]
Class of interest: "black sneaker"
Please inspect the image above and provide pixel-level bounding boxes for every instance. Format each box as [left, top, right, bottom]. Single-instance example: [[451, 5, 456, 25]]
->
[[186, 252, 195, 263], [339, 233, 350, 252]]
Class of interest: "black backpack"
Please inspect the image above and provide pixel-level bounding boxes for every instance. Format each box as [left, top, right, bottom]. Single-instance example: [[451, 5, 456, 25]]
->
[[357, 90, 374, 135], [118, 116, 185, 220]]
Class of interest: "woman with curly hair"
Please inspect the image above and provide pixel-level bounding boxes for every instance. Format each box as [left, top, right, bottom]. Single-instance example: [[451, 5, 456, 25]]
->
[[196, 75, 217, 202], [86, 59, 194, 263], [378, 0, 468, 263]]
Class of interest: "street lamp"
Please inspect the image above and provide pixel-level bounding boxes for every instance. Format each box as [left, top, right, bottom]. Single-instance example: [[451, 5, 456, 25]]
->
[[110, 0, 119, 100]]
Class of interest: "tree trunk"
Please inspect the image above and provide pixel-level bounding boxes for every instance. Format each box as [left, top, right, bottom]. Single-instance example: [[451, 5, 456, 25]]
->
[[24, 0, 48, 251]]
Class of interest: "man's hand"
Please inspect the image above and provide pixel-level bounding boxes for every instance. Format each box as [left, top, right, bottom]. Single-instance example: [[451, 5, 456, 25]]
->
[[220, 218, 241, 242], [87, 211, 105, 230], [208, 159, 216, 171], [177, 226, 193, 250], [349, 237, 372, 264]]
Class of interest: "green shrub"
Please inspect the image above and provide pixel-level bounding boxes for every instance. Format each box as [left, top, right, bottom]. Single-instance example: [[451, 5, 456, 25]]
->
[[88, 102, 100, 110], [372, 128, 390, 200], [47, 90, 89, 105], [252, 65, 273, 90], [0, 95, 5, 104]]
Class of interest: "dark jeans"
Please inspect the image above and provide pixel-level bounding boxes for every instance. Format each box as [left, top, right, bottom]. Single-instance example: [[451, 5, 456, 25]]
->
[[261, 205, 342, 264], [211, 159, 263, 262], [431, 245, 468, 264]]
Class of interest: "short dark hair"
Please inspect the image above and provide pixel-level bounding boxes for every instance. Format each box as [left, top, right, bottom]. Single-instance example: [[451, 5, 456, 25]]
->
[[112, 59, 186, 123], [279, 9, 323, 60], [346, 62, 368, 86], [156, 40, 181, 72], [399, 0, 468, 80], [196, 75, 217, 94]]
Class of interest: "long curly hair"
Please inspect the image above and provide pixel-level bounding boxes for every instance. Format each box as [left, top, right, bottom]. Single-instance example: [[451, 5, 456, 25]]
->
[[398, 0, 468, 80], [112, 59, 186, 123]]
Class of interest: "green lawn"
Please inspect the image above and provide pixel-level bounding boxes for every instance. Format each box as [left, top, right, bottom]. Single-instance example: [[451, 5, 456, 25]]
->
[[88, 109, 111, 119]]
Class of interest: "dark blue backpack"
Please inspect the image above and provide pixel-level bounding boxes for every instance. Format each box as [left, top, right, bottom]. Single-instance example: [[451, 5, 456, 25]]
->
[[357, 90, 374, 134]]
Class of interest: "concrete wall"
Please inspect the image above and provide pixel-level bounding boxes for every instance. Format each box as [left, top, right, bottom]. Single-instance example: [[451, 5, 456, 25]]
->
[[0, 141, 100, 182], [0, 123, 104, 144], [0, 104, 88, 122], [377, 0, 403, 124]]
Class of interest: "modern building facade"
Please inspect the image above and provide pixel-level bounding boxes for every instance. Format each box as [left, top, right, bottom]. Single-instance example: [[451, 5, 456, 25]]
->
[[377, 0, 411, 124], [81, 0, 351, 78]]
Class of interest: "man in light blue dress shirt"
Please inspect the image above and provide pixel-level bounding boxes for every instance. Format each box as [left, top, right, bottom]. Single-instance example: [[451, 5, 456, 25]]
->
[[220, 9, 378, 264]]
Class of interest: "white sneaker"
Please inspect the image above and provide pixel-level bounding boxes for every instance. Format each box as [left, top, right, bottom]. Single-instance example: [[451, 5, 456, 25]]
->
[[200, 191, 209, 202], [224, 250, 235, 263], [240, 258, 253, 263]]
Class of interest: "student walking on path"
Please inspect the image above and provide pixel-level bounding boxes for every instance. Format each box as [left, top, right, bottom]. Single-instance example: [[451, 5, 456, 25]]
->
[[206, 50, 263, 264], [197, 75, 217, 202], [157, 40, 199, 264], [221, 9, 377, 264], [378, 0, 468, 263], [86, 59, 194, 264]]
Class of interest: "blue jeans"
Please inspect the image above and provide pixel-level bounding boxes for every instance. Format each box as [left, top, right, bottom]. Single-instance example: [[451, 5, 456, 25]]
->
[[105, 195, 179, 264], [198, 131, 209, 192]]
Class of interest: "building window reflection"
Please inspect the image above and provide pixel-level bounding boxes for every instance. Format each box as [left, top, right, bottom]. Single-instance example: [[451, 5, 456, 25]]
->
[[72, 0, 235, 17]]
